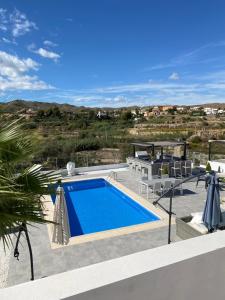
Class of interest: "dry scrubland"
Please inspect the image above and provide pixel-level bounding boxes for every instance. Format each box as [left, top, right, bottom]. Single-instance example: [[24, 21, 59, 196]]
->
[[1, 100, 225, 169]]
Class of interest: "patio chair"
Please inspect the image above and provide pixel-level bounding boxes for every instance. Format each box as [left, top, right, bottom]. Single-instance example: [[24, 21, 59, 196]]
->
[[196, 174, 206, 188], [138, 177, 153, 195], [148, 181, 162, 198], [173, 179, 183, 195], [130, 162, 136, 172], [127, 159, 133, 170], [162, 180, 172, 195], [182, 160, 192, 177], [133, 163, 139, 172], [171, 161, 182, 178]]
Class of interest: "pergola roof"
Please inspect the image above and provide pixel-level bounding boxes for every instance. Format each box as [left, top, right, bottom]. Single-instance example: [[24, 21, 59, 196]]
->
[[130, 141, 187, 148], [208, 140, 225, 144]]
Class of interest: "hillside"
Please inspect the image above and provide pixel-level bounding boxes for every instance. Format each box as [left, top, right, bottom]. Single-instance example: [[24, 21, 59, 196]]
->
[[1, 99, 225, 113], [0, 99, 83, 113]]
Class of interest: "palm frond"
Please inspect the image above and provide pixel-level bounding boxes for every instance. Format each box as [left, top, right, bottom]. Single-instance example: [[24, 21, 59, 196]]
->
[[0, 121, 61, 249], [0, 121, 32, 164]]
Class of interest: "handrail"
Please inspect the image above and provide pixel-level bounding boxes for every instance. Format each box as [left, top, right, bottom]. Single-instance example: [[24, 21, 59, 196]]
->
[[152, 170, 207, 244]]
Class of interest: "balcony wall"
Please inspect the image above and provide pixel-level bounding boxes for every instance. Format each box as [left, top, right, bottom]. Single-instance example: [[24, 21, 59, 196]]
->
[[1, 231, 225, 300]]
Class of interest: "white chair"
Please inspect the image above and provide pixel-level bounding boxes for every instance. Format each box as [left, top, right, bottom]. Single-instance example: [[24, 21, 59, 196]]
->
[[172, 179, 183, 195], [162, 181, 172, 195], [171, 161, 182, 178], [182, 160, 192, 177], [66, 161, 75, 176], [148, 182, 162, 199], [139, 177, 149, 194], [110, 171, 118, 180]]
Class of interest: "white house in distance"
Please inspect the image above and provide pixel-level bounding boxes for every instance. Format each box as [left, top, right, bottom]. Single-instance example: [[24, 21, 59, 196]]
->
[[190, 106, 201, 111], [203, 107, 219, 115]]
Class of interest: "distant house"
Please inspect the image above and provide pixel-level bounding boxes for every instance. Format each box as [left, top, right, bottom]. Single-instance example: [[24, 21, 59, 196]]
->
[[203, 107, 218, 115], [113, 110, 120, 117], [152, 106, 161, 116], [160, 105, 175, 112], [131, 109, 141, 116], [97, 110, 108, 119], [143, 111, 152, 119], [26, 108, 36, 116], [177, 106, 185, 112], [18, 108, 37, 120], [190, 106, 201, 111]]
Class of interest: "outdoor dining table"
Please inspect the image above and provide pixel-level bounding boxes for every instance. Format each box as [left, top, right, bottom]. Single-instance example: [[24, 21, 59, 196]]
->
[[138, 177, 178, 198]]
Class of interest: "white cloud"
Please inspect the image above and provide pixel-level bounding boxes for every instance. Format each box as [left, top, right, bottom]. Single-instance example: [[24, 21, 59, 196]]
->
[[10, 9, 37, 37], [0, 8, 7, 31], [27, 43, 36, 51], [28, 44, 60, 62], [1, 37, 17, 45], [169, 72, 180, 80], [43, 40, 57, 47], [113, 95, 127, 103], [34, 48, 60, 62], [146, 40, 225, 71], [0, 50, 53, 91], [47, 72, 225, 107], [0, 8, 37, 38]]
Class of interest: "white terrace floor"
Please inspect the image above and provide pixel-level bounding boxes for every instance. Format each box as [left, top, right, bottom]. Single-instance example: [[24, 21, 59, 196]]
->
[[1, 168, 216, 288]]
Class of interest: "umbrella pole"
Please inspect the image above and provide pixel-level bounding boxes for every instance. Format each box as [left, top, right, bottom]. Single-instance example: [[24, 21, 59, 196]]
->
[[14, 222, 34, 281], [168, 193, 173, 244]]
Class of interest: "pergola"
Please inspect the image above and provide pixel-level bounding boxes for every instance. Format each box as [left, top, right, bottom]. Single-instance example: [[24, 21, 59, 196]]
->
[[130, 140, 188, 160], [208, 140, 225, 160]]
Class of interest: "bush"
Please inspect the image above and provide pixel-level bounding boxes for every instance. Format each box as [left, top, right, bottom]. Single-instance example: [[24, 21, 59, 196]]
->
[[189, 135, 202, 143], [74, 138, 100, 151], [206, 161, 212, 172], [23, 122, 38, 129]]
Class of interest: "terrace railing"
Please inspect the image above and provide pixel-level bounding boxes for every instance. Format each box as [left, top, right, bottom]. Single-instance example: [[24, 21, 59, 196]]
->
[[153, 170, 207, 244]]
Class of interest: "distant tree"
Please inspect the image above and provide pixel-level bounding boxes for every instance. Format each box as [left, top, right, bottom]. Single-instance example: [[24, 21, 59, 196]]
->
[[36, 109, 45, 119], [88, 110, 96, 120], [45, 107, 62, 119], [121, 110, 133, 121], [168, 108, 176, 115]]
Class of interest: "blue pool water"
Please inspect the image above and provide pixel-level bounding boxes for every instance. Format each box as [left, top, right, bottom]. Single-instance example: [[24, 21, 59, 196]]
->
[[53, 178, 160, 237]]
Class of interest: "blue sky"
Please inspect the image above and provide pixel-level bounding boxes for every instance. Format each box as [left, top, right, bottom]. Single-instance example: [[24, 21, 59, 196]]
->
[[1, 0, 225, 107]]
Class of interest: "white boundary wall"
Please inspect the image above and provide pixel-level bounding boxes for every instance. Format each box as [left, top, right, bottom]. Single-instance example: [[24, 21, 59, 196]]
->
[[209, 160, 225, 173], [60, 163, 128, 176], [1, 231, 225, 300]]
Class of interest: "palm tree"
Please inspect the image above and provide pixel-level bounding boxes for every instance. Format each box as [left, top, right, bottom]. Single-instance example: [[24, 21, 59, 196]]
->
[[0, 121, 59, 279]]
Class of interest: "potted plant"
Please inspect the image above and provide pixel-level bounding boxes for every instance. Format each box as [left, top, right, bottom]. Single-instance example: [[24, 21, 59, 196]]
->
[[206, 161, 212, 173], [161, 164, 169, 178]]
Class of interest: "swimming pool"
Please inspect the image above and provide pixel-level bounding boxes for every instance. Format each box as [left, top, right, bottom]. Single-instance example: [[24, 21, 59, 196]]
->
[[53, 178, 160, 237]]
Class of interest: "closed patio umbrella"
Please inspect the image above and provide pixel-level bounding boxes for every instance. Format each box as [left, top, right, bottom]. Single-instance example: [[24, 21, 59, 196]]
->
[[202, 172, 222, 232], [52, 186, 70, 245]]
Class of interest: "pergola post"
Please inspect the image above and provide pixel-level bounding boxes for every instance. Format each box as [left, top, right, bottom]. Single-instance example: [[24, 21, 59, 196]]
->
[[152, 145, 155, 157], [160, 147, 163, 160], [133, 145, 135, 157], [183, 142, 187, 160], [208, 141, 211, 161]]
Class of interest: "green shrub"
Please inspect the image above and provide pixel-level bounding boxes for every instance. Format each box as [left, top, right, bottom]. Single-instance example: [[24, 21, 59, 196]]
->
[[206, 161, 212, 172]]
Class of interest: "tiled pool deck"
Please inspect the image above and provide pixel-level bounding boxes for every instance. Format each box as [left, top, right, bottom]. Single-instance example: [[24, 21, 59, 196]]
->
[[4, 168, 214, 287]]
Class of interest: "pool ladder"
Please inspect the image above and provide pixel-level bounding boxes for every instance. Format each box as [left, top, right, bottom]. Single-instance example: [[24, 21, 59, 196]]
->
[[107, 171, 118, 181]]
